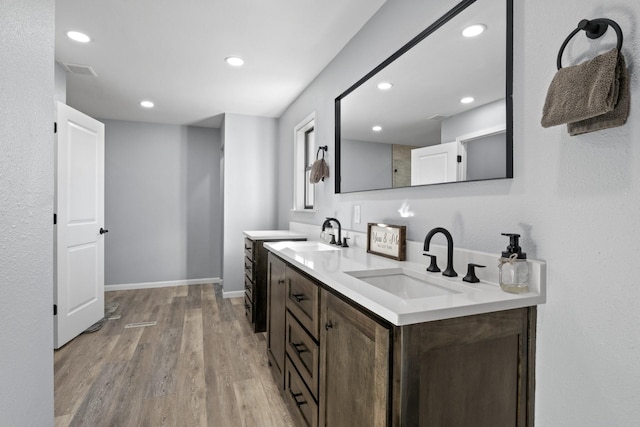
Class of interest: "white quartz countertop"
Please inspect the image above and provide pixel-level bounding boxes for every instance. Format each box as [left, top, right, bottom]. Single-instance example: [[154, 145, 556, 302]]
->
[[243, 230, 308, 240], [264, 240, 546, 326]]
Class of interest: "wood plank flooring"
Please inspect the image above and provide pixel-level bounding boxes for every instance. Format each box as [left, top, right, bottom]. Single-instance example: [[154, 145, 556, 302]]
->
[[54, 283, 294, 427]]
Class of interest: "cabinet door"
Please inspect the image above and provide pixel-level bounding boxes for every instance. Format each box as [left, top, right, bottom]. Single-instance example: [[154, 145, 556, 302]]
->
[[319, 290, 390, 427], [267, 253, 287, 388], [399, 308, 534, 426]]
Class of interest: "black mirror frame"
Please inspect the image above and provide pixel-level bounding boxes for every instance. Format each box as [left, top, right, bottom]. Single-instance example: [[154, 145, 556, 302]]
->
[[335, 0, 513, 194]]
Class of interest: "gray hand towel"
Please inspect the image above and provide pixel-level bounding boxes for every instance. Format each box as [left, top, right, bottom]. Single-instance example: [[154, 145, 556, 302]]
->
[[541, 48, 621, 128], [567, 53, 630, 135], [310, 158, 330, 183]]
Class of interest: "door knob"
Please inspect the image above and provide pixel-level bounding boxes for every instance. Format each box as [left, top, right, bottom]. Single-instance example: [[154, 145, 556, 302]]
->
[[100, 227, 109, 234]]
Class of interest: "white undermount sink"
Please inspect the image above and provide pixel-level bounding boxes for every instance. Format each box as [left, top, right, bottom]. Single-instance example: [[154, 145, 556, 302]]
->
[[345, 268, 460, 300], [287, 241, 342, 252]]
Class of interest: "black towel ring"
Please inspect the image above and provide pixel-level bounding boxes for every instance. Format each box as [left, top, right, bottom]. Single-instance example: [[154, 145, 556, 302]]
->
[[557, 18, 623, 70], [316, 145, 328, 160]]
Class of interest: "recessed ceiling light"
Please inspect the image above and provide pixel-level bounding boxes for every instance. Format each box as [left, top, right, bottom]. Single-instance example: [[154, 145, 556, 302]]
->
[[462, 24, 486, 38], [67, 31, 91, 43], [225, 56, 245, 67], [140, 100, 154, 108], [460, 97, 475, 104], [372, 125, 382, 132], [377, 82, 393, 90]]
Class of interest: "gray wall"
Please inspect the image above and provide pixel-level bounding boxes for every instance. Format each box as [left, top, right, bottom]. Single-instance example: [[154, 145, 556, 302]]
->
[[441, 98, 506, 142], [465, 132, 506, 180], [441, 99, 506, 181], [341, 139, 392, 192], [277, 0, 640, 425], [0, 0, 55, 424], [103, 120, 222, 285], [55, 63, 67, 103], [222, 113, 278, 294]]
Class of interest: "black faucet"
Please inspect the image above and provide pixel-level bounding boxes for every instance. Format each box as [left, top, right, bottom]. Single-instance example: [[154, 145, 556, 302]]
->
[[322, 217, 342, 246], [423, 227, 457, 277]]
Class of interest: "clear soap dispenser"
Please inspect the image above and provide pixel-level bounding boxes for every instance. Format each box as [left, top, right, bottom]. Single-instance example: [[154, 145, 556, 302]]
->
[[498, 233, 529, 294]]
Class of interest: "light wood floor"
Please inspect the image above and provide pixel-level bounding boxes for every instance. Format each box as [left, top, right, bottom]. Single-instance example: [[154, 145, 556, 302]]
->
[[54, 283, 295, 427]]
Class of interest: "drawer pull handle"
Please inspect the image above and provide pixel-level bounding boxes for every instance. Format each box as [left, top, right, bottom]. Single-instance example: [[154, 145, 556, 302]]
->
[[289, 390, 307, 407], [245, 245, 251, 250], [278, 279, 285, 284], [325, 321, 334, 331], [244, 303, 250, 310], [245, 284, 251, 291], [291, 293, 306, 303], [290, 342, 307, 355]]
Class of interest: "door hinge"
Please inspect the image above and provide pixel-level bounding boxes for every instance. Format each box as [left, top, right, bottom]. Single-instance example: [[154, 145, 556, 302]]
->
[[53, 213, 57, 225], [457, 155, 462, 163], [53, 304, 57, 316], [54, 122, 57, 133]]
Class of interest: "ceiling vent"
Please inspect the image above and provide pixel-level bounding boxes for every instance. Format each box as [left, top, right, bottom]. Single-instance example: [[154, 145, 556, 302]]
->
[[427, 114, 449, 121], [62, 63, 98, 77]]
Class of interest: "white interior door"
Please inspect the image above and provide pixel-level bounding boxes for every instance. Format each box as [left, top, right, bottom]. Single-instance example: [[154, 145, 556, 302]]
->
[[54, 102, 105, 349], [410, 141, 460, 185]]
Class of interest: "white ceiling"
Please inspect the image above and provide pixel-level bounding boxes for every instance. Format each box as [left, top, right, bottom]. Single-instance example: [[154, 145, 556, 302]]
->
[[55, 0, 387, 128]]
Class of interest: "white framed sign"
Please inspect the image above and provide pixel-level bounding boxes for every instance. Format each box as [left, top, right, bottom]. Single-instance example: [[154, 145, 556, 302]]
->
[[367, 223, 407, 261]]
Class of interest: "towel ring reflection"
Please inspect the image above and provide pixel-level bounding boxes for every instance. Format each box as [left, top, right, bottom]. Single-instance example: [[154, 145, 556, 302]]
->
[[557, 18, 623, 70], [316, 145, 328, 160]]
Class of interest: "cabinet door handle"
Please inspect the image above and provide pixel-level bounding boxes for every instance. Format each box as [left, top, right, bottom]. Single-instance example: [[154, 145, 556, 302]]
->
[[325, 321, 334, 331], [290, 342, 307, 356], [291, 293, 306, 303], [289, 389, 306, 407]]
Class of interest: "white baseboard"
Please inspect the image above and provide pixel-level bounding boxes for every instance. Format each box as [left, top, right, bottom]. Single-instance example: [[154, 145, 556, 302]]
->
[[105, 277, 221, 292], [222, 290, 244, 299]]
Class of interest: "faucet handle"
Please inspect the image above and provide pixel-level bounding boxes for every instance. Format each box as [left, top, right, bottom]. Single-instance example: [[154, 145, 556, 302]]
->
[[341, 237, 350, 248], [329, 234, 336, 245], [463, 263, 485, 283], [423, 253, 441, 273]]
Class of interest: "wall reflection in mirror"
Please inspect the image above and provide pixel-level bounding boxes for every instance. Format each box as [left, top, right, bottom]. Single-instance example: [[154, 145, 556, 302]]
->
[[336, 0, 512, 193]]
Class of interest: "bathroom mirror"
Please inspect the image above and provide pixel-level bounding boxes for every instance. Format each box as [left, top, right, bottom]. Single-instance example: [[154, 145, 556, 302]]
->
[[335, 0, 512, 193]]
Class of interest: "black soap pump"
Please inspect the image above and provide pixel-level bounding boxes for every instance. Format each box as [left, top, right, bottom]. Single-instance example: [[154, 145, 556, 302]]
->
[[498, 233, 529, 294]]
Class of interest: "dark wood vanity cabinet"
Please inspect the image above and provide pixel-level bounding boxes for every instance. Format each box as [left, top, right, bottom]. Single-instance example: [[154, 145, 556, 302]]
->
[[243, 238, 258, 329], [267, 253, 287, 385], [391, 308, 536, 426], [245, 236, 305, 333], [283, 269, 321, 427], [320, 289, 390, 427], [267, 254, 537, 427], [267, 252, 322, 426]]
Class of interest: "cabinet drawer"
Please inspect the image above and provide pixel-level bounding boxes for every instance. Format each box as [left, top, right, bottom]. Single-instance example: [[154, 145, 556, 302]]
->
[[286, 267, 320, 340], [244, 256, 254, 280], [244, 294, 253, 322], [286, 311, 319, 400], [244, 275, 253, 300], [285, 356, 318, 427], [244, 237, 254, 259]]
